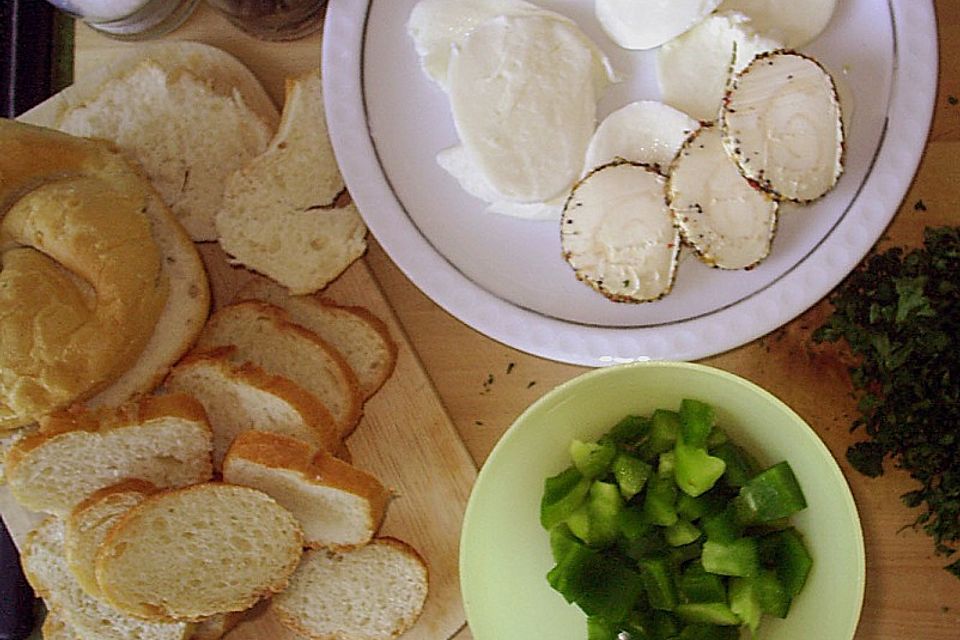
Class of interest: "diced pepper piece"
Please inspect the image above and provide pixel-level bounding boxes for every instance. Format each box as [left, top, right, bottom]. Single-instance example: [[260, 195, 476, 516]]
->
[[571, 439, 617, 479], [588, 481, 625, 547], [675, 603, 740, 626], [586, 615, 619, 640], [649, 611, 681, 640], [541, 467, 591, 529], [549, 523, 579, 563], [677, 563, 726, 604], [728, 576, 762, 633], [643, 475, 678, 527], [601, 414, 651, 445], [710, 442, 759, 488], [657, 451, 676, 478], [679, 399, 716, 448], [620, 530, 668, 561], [619, 611, 656, 640], [674, 441, 726, 497], [676, 623, 741, 640], [676, 490, 725, 522], [668, 541, 703, 568], [638, 557, 678, 611], [706, 426, 729, 449], [752, 569, 791, 618], [702, 538, 760, 577], [638, 410, 681, 458], [619, 506, 653, 541], [733, 461, 808, 525], [761, 528, 813, 598], [613, 453, 653, 500], [701, 505, 743, 543], [547, 539, 644, 620], [665, 519, 701, 547]]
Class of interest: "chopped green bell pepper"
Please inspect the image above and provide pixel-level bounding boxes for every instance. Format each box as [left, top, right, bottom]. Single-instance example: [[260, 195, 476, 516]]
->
[[733, 461, 807, 524], [761, 528, 813, 598], [679, 399, 716, 448], [677, 563, 727, 604], [710, 442, 759, 488], [613, 452, 653, 500], [547, 538, 644, 621], [675, 602, 740, 626], [638, 557, 678, 611], [665, 518, 701, 547], [541, 467, 591, 529], [676, 623, 741, 640], [601, 414, 651, 445], [571, 439, 617, 479], [702, 538, 760, 577], [638, 410, 681, 458], [643, 475, 678, 527], [674, 440, 726, 498]]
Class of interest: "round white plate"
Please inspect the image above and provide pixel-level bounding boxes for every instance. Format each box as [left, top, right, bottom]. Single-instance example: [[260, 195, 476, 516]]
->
[[322, 0, 937, 366]]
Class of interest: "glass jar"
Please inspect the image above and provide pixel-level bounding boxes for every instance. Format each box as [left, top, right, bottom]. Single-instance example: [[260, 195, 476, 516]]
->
[[43, 0, 199, 39], [206, 0, 326, 41]]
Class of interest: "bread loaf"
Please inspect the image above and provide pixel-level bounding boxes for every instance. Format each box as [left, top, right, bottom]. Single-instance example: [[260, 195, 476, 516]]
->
[[5, 394, 213, 516], [22, 517, 191, 640], [164, 349, 341, 469], [270, 538, 428, 640], [237, 279, 397, 399], [195, 301, 362, 438], [95, 483, 303, 621], [215, 70, 367, 294], [223, 431, 391, 549]]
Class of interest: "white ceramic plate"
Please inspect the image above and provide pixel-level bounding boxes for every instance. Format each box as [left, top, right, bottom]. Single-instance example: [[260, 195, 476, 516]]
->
[[322, 0, 937, 366]]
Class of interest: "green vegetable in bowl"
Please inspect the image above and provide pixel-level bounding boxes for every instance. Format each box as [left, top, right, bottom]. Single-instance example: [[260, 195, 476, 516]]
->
[[539, 400, 812, 639]]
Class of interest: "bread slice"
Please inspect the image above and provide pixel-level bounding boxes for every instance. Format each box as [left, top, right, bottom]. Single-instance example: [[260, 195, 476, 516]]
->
[[4, 394, 213, 516], [223, 431, 390, 549], [0, 120, 209, 430], [164, 349, 340, 469], [270, 538, 428, 640], [215, 69, 367, 294], [195, 301, 362, 438], [22, 517, 191, 640], [237, 279, 397, 399], [95, 482, 303, 621], [56, 60, 273, 241], [41, 609, 78, 640], [63, 479, 157, 600], [188, 612, 246, 640]]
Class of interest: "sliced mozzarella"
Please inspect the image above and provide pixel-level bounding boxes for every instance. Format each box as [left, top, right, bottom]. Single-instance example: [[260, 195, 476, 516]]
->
[[667, 124, 778, 269], [717, 0, 837, 48], [657, 12, 782, 121], [595, 0, 722, 50], [561, 162, 680, 302], [448, 15, 604, 202], [722, 51, 844, 203], [583, 101, 699, 175], [408, 0, 565, 90]]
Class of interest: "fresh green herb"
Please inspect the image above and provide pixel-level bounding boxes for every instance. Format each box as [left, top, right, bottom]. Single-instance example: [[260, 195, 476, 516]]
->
[[813, 227, 960, 578]]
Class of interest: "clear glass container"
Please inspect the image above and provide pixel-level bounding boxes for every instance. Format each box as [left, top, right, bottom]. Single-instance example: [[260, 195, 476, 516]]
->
[[205, 0, 326, 41], [43, 0, 199, 40]]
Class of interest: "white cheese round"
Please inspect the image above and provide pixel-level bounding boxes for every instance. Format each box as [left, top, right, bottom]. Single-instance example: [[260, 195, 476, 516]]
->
[[595, 0, 722, 50], [561, 162, 680, 302], [667, 125, 778, 269], [717, 0, 837, 48]]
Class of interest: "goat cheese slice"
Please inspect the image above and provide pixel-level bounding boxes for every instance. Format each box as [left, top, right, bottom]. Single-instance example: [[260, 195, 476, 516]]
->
[[448, 14, 605, 202], [721, 51, 844, 203], [657, 12, 782, 121], [562, 162, 680, 303], [583, 101, 699, 175], [717, 0, 837, 48], [667, 124, 778, 269], [595, 0, 722, 50]]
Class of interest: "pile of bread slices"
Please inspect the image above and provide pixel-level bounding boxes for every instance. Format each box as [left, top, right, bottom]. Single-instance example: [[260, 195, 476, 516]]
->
[[0, 42, 427, 640]]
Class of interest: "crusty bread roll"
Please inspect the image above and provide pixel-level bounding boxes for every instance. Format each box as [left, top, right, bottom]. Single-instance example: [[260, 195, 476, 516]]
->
[[237, 279, 398, 399], [270, 538, 428, 640], [215, 70, 367, 294], [0, 120, 210, 429], [223, 431, 391, 550], [195, 301, 363, 438], [5, 394, 213, 516], [164, 348, 341, 469], [95, 483, 303, 621]]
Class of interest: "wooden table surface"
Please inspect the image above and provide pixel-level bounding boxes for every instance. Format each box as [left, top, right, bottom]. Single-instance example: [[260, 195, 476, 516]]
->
[[70, 2, 960, 638]]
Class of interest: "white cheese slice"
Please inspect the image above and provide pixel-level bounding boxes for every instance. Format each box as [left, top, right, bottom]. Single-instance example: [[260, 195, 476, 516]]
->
[[408, 0, 561, 90], [561, 162, 680, 302], [595, 0, 722, 50], [667, 124, 778, 269], [583, 101, 699, 175], [436, 146, 563, 220], [657, 12, 782, 122], [717, 0, 837, 48], [722, 51, 844, 203], [448, 14, 604, 203]]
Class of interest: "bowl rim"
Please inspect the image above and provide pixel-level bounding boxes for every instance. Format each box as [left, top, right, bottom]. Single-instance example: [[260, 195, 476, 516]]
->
[[459, 361, 866, 639]]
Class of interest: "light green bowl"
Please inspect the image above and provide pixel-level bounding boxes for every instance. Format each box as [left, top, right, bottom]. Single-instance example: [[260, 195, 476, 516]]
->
[[460, 361, 864, 640]]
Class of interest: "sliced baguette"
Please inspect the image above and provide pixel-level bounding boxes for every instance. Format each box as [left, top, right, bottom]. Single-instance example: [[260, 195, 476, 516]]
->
[[164, 348, 340, 469], [270, 538, 428, 640], [195, 301, 362, 438], [95, 483, 303, 621], [237, 279, 397, 399], [56, 60, 273, 241], [22, 517, 191, 640], [223, 431, 390, 549], [215, 69, 367, 294], [41, 609, 78, 640], [64, 479, 157, 600], [5, 394, 213, 516], [188, 612, 246, 640]]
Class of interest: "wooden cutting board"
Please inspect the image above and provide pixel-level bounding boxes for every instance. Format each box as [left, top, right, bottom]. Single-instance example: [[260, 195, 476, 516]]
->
[[3, 42, 478, 640]]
